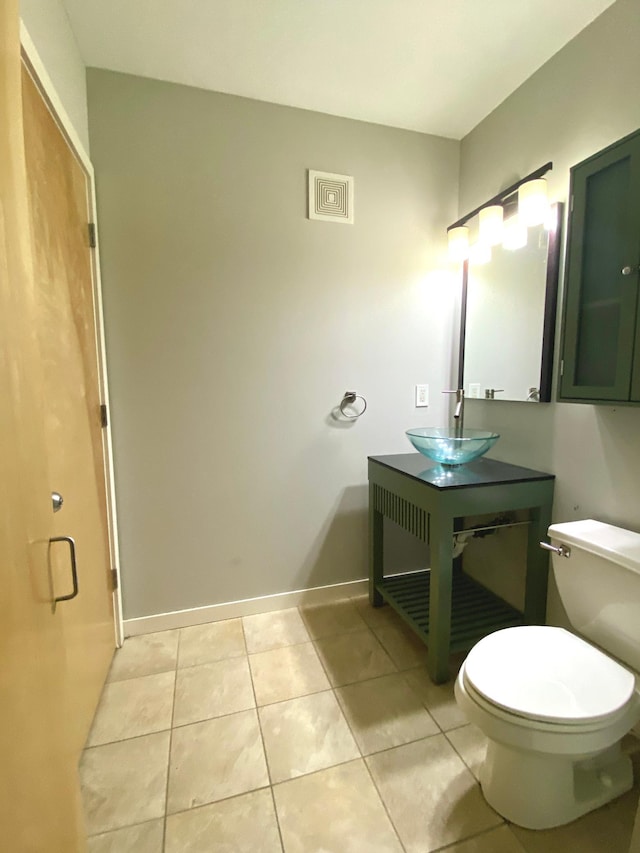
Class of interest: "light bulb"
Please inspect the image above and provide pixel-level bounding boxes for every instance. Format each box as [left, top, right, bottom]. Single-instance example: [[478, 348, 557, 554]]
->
[[518, 178, 548, 226], [448, 226, 470, 262], [478, 205, 504, 246]]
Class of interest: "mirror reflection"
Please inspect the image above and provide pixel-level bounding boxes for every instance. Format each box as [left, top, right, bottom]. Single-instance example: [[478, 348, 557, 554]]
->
[[460, 202, 562, 404]]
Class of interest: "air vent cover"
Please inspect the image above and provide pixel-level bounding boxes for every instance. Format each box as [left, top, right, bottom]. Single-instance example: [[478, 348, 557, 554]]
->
[[308, 170, 354, 224]]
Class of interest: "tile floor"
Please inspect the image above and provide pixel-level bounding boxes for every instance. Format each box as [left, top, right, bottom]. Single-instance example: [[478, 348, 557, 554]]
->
[[80, 596, 640, 852]]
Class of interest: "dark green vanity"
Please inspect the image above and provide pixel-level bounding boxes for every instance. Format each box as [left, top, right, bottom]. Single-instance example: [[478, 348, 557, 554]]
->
[[559, 127, 640, 404], [368, 454, 555, 683]]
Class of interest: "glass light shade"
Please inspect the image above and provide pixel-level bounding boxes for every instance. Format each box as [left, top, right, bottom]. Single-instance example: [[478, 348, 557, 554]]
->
[[518, 178, 548, 226], [502, 215, 528, 250], [448, 226, 470, 262], [469, 241, 491, 265], [478, 205, 504, 246]]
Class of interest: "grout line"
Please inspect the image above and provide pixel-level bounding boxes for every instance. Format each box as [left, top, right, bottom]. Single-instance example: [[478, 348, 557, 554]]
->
[[174, 650, 247, 672], [429, 821, 508, 852], [107, 663, 176, 684], [269, 782, 286, 852], [242, 621, 275, 787], [443, 727, 482, 782], [161, 629, 181, 851], [360, 751, 408, 853], [241, 617, 286, 850], [320, 626, 407, 852], [85, 816, 165, 842]]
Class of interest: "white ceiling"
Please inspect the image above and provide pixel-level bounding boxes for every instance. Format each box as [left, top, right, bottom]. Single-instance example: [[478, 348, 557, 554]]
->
[[62, 0, 615, 139]]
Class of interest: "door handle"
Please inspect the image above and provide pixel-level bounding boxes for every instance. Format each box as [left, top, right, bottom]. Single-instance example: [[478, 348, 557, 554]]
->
[[50, 535, 79, 603]]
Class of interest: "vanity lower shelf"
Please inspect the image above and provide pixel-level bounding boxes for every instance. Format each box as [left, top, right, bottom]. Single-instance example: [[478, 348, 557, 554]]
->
[[376, 570, 524, 653]]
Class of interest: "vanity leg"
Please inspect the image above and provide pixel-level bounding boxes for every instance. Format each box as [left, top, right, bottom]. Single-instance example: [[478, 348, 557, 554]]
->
[[427, 515, 454, 684], [369, 484, 384, 607], [524, 502, 552, 624]]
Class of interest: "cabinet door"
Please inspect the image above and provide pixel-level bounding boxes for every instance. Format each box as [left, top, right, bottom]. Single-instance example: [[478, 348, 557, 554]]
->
[[560, 131, 640, 402]]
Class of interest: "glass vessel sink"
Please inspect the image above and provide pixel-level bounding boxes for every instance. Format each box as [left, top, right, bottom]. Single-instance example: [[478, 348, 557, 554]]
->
[[406, 427, 499, 467]]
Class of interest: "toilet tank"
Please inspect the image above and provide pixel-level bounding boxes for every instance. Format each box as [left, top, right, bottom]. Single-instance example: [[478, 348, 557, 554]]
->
[[548, 519, 640, 674]]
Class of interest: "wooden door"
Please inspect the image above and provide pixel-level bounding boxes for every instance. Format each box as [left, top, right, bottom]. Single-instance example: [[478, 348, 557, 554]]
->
[[21, 66, 116, 756], [0, 1, 85, 849]]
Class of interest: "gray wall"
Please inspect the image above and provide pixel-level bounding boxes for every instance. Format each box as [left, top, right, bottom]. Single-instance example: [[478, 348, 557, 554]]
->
[[458, 0, 640, 621], [87, 70, 460, 619], [20, 0, 89, 150]]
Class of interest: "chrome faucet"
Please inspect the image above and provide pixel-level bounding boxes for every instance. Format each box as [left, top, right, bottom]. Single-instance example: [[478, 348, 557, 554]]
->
[[442, 388, 465, 436]]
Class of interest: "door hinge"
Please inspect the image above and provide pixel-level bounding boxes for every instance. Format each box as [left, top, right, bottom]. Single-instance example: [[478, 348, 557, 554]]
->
[[88, 222, 97, 248], [110, 568, 119, 591], [560, 359, 564, 377], [570, 195, 574, 213], [100, 404, 108, 428]]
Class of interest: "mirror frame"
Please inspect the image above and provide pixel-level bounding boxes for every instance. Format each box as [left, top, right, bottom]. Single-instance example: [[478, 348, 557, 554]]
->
[[458, 201, 563, 403]]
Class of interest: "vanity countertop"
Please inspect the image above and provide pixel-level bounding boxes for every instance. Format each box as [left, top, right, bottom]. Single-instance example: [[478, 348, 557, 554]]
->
[[368, 453, 554, 491]]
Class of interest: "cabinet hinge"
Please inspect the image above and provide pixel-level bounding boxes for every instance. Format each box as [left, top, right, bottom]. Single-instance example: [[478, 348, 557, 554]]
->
[[560, 359, 564, 377], [570, 195, 574, 212], [100, 404, 108, 428], [110, 568, 119, 591], [88, 222, 97, 248]]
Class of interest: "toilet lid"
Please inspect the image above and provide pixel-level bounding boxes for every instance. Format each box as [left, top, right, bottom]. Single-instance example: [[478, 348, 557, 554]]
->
[[464, 626, 636, 724]]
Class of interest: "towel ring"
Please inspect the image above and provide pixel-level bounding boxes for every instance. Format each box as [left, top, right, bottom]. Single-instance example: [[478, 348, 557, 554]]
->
[[339, 391, 367, 419]]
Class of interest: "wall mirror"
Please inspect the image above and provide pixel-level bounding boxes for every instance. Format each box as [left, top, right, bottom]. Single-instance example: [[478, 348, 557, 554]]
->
[[448, 164, 563, 403]]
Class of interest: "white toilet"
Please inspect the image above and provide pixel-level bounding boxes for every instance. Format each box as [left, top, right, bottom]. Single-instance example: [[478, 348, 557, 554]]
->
[[455, 519, 640, 830]]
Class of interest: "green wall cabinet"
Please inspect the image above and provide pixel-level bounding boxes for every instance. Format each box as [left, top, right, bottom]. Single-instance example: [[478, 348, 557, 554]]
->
[[559, 129, 640, 404]]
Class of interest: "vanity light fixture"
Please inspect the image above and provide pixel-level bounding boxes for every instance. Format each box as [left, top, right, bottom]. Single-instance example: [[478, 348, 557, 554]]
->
[[518, 178, 548, 226], [448, 226, 470, 262], [502, 215, 528, 251], [478, 205, 504, 246], [447, 161, 552, 261]]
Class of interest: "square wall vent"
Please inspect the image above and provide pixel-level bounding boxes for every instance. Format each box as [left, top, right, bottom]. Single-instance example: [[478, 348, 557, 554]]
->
[[308, 170, 354, 224]]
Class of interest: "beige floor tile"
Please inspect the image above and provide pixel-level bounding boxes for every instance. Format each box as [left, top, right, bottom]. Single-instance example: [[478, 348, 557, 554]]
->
[[87, 671, 175, 746], [335, 672, 439, 755], [366, 734, 502, 852], [173, 657, 255, 726], [167, 709, 269, 813], [351, 595, 405, 630], [274, 759, 403, 853], [300, 598, 367, 639], [249, 642, 330, 706], [447, 724, 488, 781], [178, 619, 245, 668], [165, 789, 282, 853], [314, 629, 396, 687], [510, 778, 640, 853], [445, 825, 527, 853], [403, 666, 469, 731], [372, 622, 429, 670], [87, 819, 165, 853], [80, 732, 170, 835], [258, 690, 360, 783], [242, 608, 310, 654], [108, 631, 178, 681]]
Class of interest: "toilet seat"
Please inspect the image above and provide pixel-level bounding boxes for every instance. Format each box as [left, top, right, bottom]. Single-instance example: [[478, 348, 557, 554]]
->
[[463, 626, 636, 726]]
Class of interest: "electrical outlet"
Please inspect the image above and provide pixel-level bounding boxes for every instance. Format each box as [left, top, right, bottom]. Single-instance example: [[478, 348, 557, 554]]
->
[[415, 384, 429, 407], [469, 383, 481, 399]]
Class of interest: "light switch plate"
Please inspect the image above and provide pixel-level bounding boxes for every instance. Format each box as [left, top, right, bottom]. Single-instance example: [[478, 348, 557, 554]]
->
[[415, 384, 429, 407]]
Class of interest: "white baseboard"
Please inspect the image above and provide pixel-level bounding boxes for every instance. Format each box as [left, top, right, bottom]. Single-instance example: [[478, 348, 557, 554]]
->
[[123, 578, 369, 637]]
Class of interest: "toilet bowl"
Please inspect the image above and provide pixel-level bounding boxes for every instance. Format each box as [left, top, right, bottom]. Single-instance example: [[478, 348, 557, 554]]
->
[[454, 519, 640, 830]]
